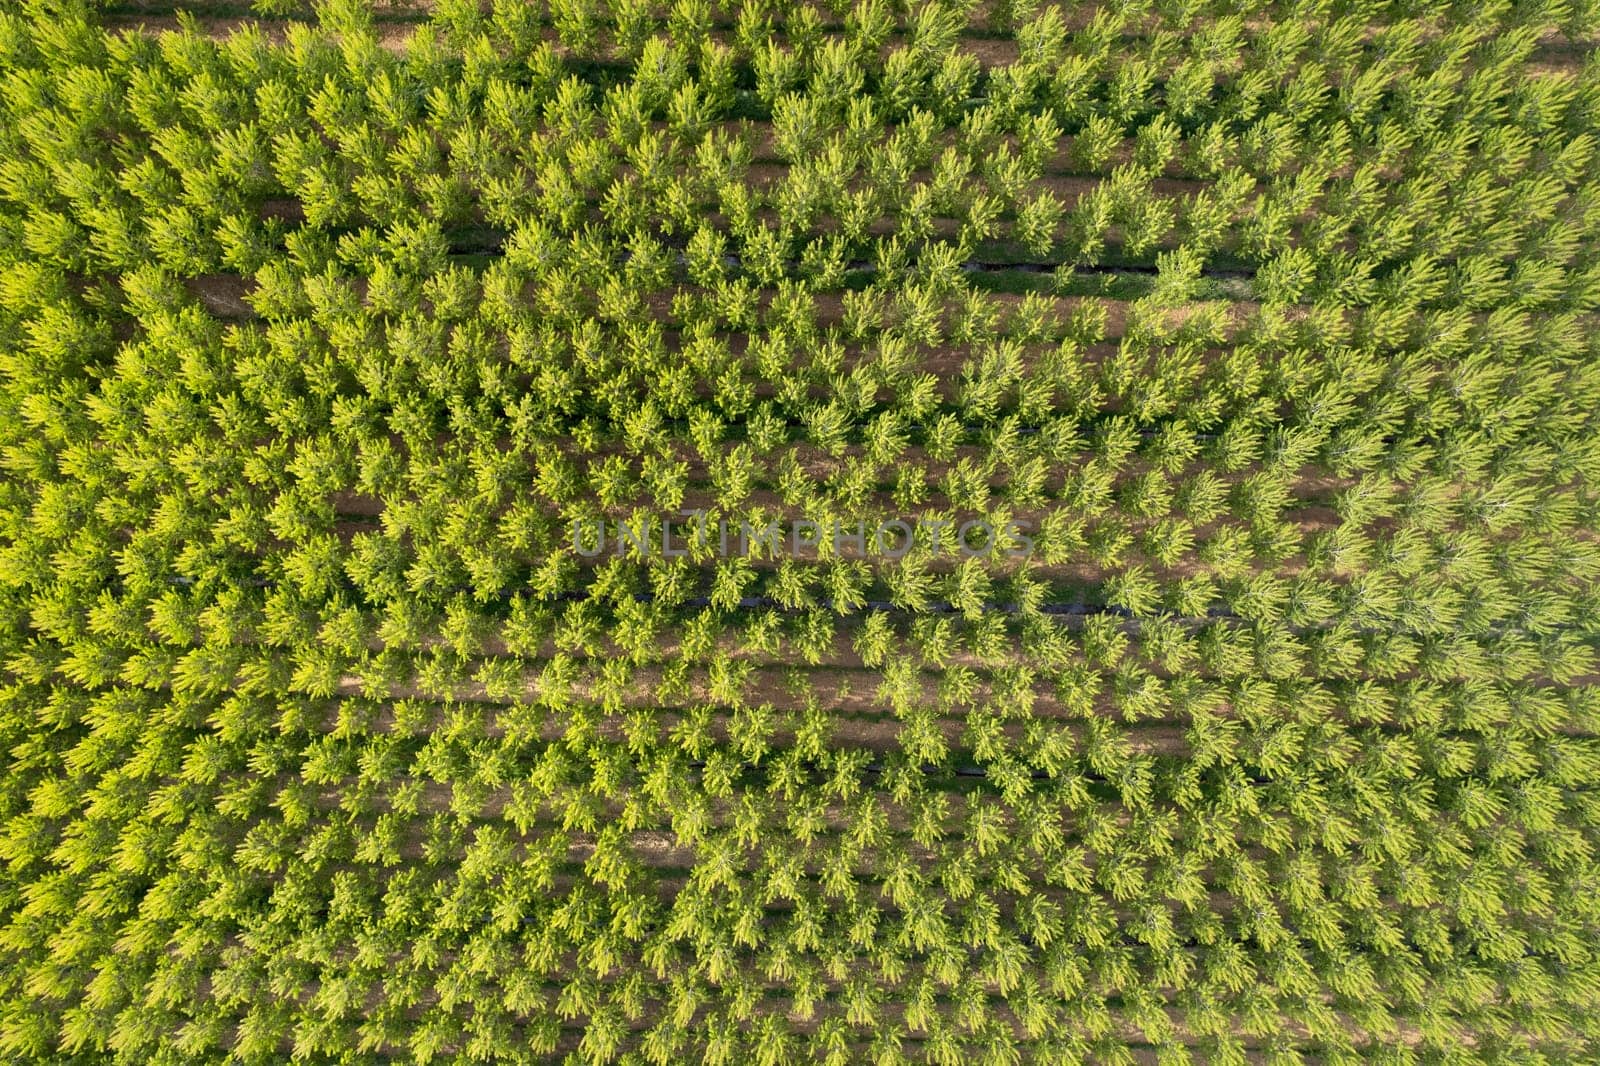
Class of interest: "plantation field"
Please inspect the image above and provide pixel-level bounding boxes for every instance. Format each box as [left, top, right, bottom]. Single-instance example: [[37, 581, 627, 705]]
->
[[2, 0, 1600, 1063]]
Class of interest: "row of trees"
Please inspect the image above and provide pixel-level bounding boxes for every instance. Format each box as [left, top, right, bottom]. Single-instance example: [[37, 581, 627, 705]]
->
[[1, 662, 1596, 1061], [18, 0, 1597, 282]]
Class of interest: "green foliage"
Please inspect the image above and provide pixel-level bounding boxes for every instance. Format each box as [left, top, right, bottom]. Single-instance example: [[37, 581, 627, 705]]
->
[[0, 1, 1597, 1063]]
